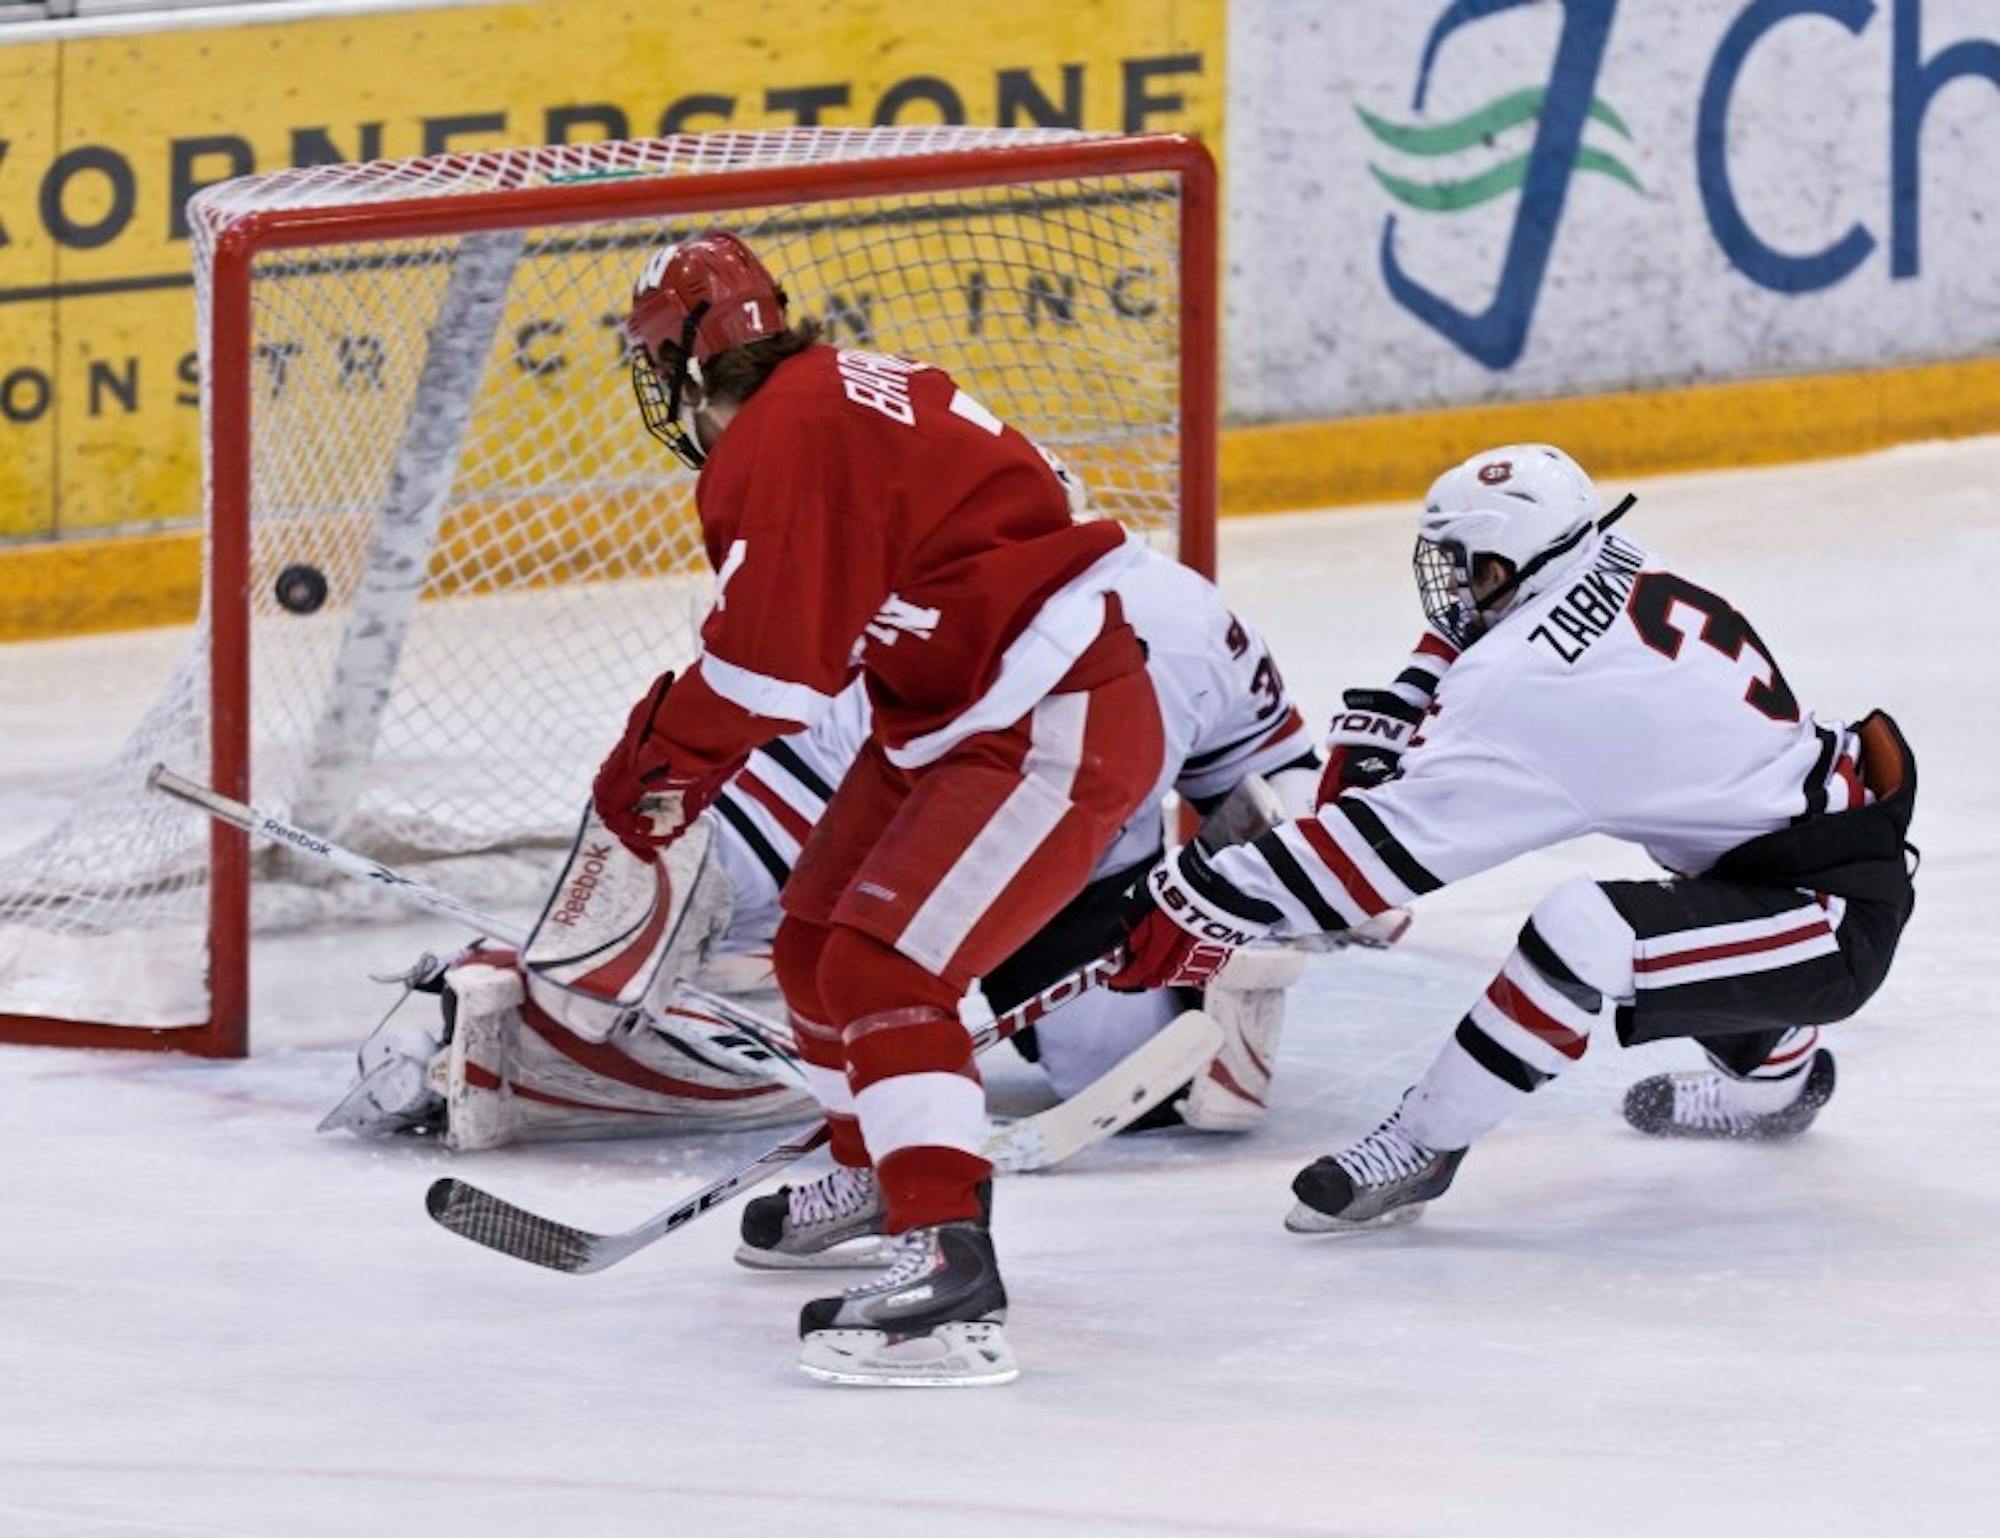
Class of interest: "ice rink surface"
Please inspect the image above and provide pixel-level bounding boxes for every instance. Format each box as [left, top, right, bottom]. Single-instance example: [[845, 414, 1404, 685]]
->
[[3, 439, 1997, 1537]]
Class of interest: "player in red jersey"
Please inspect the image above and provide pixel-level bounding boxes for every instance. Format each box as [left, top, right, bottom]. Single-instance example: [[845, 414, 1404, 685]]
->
[[600, 231, 1163, 1385]]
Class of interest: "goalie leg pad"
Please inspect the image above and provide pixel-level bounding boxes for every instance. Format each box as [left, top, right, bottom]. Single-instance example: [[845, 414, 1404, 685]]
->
[[1181, 963, 1294, 1132], [1193, 772, 1288, 853], [441, 960, 815, 1152], [521, 806, 729, 1042], [1030, 985, 1183, 1102]]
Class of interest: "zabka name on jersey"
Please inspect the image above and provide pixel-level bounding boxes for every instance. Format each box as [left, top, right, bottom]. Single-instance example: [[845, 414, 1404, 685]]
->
[[1526, 534, 1646, 666]]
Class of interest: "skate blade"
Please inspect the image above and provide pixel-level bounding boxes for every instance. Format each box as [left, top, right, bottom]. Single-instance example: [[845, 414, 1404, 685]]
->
[[798, 1321, 1018, 1387], [732, 1236, 897, 1272], [1284, 1199, 1428, 1236]]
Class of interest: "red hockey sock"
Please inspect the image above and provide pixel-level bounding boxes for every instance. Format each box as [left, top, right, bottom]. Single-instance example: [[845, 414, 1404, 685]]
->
[[773, 917, 869, 1168], [817, 927, 989, 1231]]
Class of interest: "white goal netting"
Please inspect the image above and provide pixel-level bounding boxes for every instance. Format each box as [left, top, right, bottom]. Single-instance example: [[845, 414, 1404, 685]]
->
[[0, 127, 1194, 1034]]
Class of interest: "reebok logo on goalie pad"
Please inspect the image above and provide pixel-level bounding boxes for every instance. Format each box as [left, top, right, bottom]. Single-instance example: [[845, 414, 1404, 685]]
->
[[551, 842, 616, 927]]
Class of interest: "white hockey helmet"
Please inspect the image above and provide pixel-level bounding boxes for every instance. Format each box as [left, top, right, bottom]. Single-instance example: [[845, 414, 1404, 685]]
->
[[1413, 443, 1603, 647]]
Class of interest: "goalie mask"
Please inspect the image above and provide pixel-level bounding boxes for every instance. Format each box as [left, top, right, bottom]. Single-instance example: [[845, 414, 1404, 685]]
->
[[627, 230, 789, 471], [1413, 443, 1604, 648]]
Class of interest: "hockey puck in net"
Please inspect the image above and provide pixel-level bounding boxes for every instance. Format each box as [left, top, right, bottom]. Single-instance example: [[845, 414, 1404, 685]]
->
[[275, 563, 329, 615]]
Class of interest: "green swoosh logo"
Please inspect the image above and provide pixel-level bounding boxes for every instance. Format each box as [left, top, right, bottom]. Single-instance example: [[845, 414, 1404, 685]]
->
[[1357, 87, 1632, 155], [1359, 87, 1644, 212]]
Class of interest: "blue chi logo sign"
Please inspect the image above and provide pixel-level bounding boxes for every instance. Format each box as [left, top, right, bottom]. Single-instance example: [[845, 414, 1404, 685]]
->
[[1361, 0, 1633, 369]]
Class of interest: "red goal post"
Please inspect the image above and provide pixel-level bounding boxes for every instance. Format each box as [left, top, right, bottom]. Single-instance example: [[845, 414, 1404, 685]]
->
[[0, 127, 1218, 1058]]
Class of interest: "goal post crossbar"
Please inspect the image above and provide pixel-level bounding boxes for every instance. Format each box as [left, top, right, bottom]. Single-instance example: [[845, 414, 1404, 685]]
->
[[0, 129, 1219, 1058]]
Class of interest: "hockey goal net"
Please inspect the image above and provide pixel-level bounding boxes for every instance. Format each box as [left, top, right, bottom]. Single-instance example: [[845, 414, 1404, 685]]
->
[[0, 126, 1217, 1056]]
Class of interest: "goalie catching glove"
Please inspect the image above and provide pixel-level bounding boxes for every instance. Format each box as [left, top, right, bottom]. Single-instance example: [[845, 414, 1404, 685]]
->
[[592, 668, 737, 858], [1109, 841, 1277, 992]]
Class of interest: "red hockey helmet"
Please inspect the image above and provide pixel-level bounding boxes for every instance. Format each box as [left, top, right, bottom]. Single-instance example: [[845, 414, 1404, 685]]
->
[[626, 231, 789, 470]]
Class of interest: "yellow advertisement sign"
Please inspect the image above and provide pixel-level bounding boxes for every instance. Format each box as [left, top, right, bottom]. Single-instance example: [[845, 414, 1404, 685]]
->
[[0, 0, 1222, 540]]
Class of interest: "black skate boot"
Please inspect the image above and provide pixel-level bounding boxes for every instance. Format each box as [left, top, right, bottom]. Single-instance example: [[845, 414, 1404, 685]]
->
[[797, 1200, 1013, 1386], [1286, 1112, 1467, 1234], [1623, 1050, 1836, 1140], [736, 1164, 891, 1270]]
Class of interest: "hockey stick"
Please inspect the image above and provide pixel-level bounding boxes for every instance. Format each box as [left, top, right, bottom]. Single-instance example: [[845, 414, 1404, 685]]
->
[[420, 931, 1214, 1274], [427, 1014, 1001, 1275], [149, 763, 529, 945], [150, 765, 1235, 1262], [428, 1003, 1213, 1277], [148, 763, 806, 1085], [426, 1121, 835, 1275], [981, 1007, 1223, 1173]]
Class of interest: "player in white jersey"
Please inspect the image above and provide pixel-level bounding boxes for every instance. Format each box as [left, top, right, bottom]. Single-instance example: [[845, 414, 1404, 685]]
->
[[324, 545, 1339, 1159], [1112, 444, 1918, 1232]]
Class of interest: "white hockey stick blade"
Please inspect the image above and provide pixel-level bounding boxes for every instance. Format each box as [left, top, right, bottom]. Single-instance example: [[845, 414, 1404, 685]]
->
[[982, 1009, 1225, 1174], [1291, 907, 1414, 953], [426, 1120, 833, 1275]]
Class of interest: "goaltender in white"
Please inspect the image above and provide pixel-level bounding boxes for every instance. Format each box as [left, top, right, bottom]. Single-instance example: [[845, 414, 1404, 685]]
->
[[323, 546, 1405, 1163]]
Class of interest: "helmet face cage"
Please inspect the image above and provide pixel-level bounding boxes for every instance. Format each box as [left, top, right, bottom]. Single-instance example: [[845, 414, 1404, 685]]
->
[[630, 303, 710, 472], [1413, 535, 1483, 649]]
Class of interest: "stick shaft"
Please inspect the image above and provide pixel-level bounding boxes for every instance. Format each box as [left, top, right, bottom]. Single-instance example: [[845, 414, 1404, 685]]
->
[[147, 762, 526, 947]]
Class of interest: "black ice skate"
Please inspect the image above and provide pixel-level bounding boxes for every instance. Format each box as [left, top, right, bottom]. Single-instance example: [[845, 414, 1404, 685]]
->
[[797, 1217, 1015, 1387], [1622, 1049, 1836, 1140], [1286, 1112, 1467, 1235], [735, 1164, 892, 1270]]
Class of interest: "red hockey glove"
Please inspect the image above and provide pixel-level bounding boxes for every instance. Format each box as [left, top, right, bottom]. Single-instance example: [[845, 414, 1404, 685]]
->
[[591, 670, 733, 858], [1109, 842, 1277, 992], [1316, 688, 1425, 805]]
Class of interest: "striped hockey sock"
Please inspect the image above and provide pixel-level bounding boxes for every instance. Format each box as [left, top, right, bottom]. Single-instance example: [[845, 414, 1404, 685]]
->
[[1709, 1026, 1821, 1114], [1400, 924, 1606, 1150]]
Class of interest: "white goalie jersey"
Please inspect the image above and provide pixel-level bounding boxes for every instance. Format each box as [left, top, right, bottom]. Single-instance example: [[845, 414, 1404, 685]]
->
[[330, 548, 1321, 1148], [1214, 532, 1870, 936], [709, 544, 1316, 931]]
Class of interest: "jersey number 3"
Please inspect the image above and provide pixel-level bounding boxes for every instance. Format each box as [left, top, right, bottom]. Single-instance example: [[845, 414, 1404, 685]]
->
[[1627, 573, 1800, 723]]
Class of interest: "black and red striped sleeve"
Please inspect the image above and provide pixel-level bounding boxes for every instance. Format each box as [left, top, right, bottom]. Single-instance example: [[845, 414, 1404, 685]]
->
[[1387, 628, 1461, 712], [1205, 711, 1587, 936]]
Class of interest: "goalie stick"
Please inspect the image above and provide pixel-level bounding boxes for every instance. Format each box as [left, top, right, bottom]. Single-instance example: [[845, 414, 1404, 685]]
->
[[148, 763, 806, 1085], [146, 766, 1207, 1174], [150, 763, 524, 944], [148, 765, 1273, 1269], [982, 1007, 1223, 1174]]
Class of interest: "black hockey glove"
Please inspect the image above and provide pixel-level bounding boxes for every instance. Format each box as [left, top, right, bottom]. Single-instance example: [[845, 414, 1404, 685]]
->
[[1317, 688, 1424, 804]]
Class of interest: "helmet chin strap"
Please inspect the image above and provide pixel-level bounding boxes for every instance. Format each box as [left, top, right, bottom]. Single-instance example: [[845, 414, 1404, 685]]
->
[[1596, 492, 1638, 532], [659, 301, 713, 471], [1473, 493, 1639, 620]]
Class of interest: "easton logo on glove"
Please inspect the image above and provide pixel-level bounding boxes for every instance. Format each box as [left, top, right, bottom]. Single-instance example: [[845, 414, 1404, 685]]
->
[[1111, 843, 1278, 992], [1149, 860, 1267, 947], [1319, 687, 1426, 801]]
